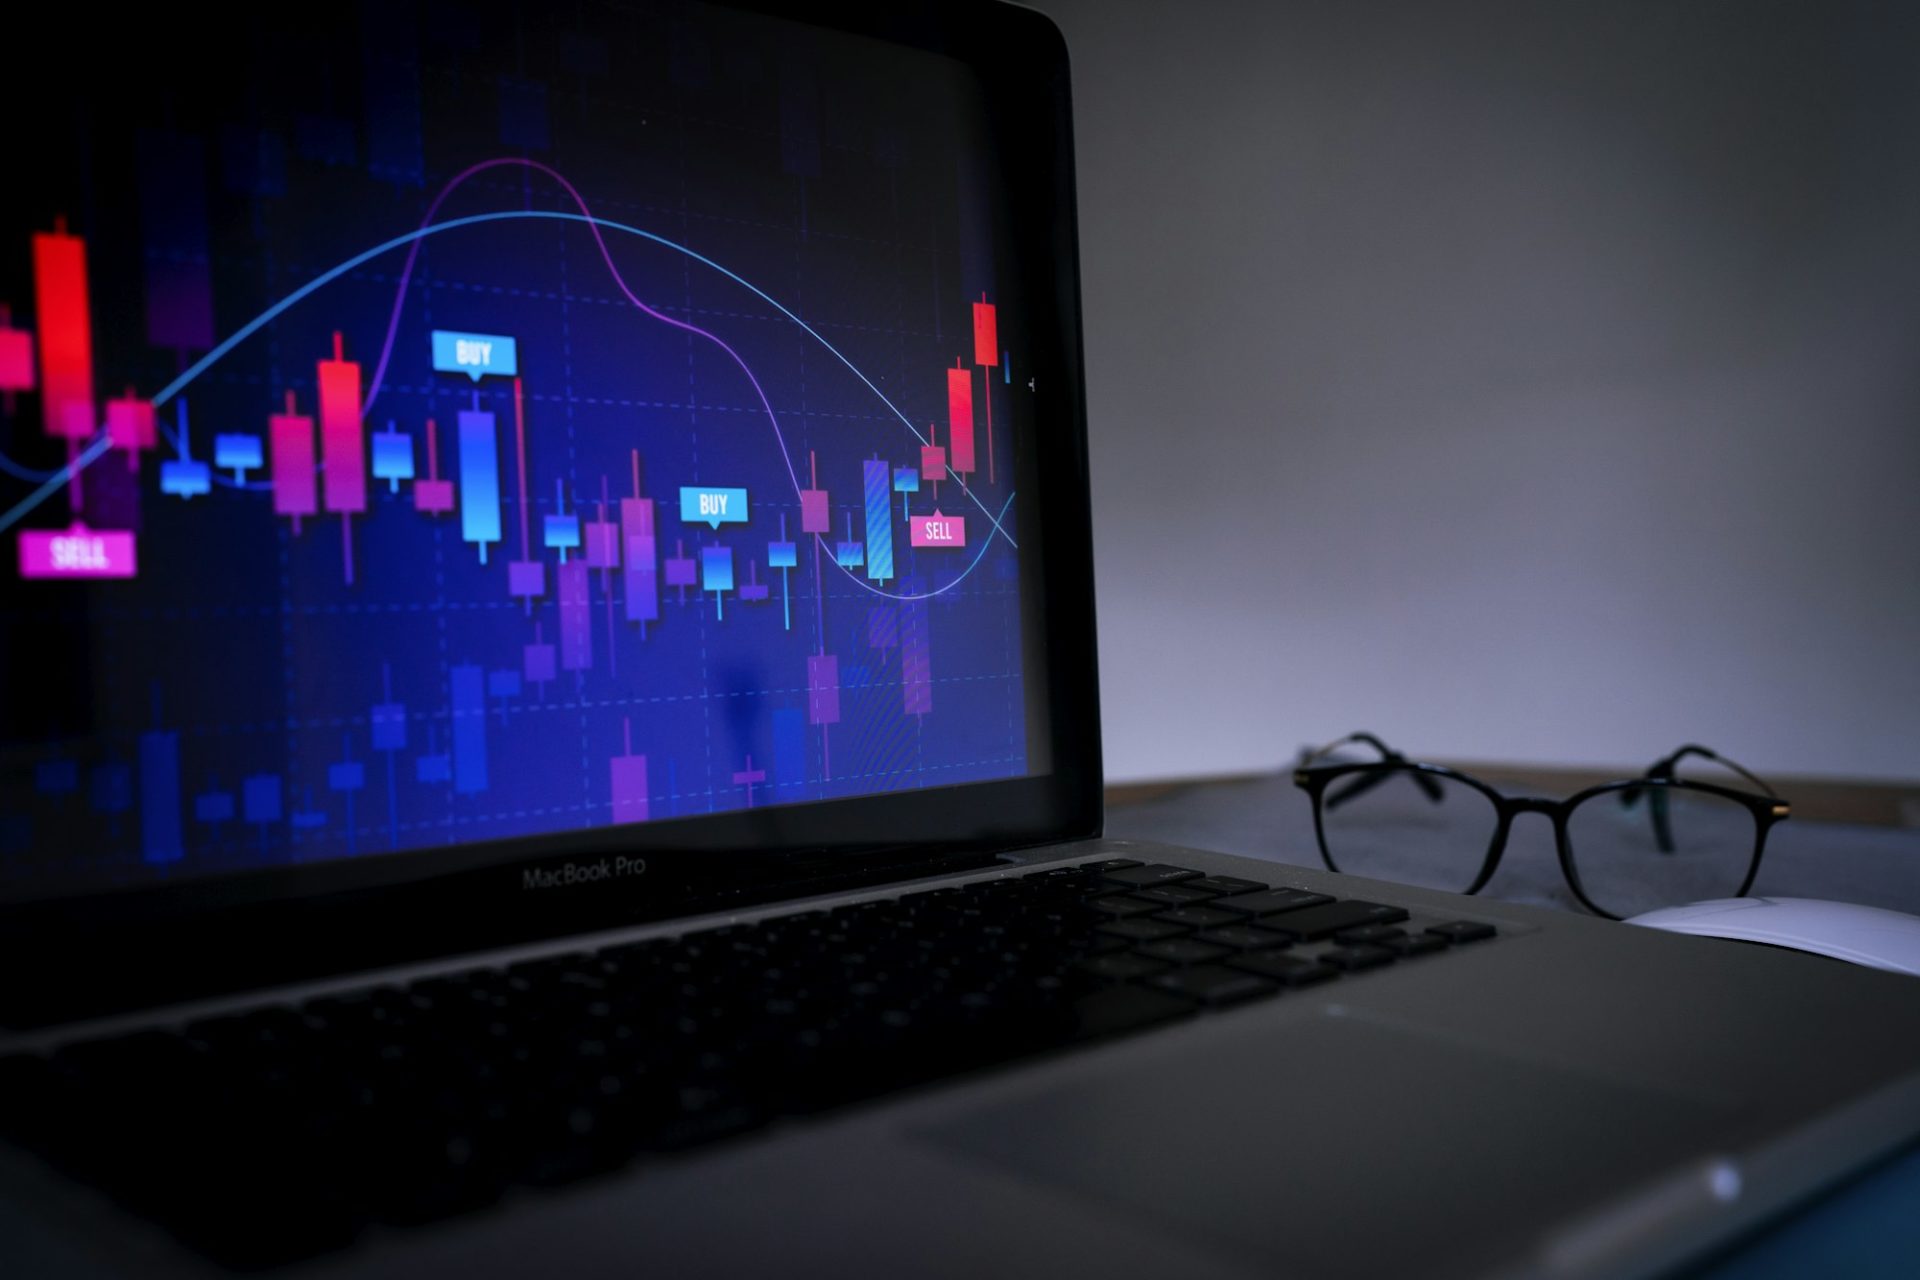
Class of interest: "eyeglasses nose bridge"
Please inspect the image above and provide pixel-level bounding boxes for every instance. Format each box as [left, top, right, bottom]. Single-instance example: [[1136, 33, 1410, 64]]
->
[[1505, 795, 1563, 819]]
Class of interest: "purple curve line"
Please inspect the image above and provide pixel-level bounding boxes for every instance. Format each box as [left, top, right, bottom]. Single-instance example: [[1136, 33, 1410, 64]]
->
[[360, 157, 1012, 597], [362, 157, 797, 496]]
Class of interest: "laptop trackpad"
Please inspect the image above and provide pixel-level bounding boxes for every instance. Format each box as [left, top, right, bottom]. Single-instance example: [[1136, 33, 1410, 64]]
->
[[918, 1009, 1738, 1280]]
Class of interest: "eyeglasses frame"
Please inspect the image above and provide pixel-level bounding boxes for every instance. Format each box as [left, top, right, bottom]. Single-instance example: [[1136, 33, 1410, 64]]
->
[[1290, 737, 1792, 919]]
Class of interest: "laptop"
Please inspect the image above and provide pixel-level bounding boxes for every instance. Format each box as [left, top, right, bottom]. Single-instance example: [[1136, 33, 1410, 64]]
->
[[4, 2, 1919, 1277]]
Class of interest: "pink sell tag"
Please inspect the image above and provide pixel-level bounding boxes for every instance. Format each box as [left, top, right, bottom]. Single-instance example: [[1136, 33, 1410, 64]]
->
[[908, 510, 966, 549], [19, 524, 138, 579]]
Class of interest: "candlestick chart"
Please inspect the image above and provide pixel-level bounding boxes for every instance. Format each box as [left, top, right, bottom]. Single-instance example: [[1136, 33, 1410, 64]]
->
[[0, 6, 1033, 895]]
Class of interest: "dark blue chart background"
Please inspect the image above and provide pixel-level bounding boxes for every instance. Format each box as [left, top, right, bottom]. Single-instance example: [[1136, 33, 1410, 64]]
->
[[0, 2, 1035, 897]]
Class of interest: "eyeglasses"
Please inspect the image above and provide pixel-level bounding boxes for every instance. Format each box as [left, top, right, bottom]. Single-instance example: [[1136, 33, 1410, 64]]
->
[[1291, 733, 1792, 919]]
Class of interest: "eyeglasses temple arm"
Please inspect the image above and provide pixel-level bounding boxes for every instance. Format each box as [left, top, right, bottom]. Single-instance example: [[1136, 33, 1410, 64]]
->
[[1303, 732, 1444, 809], [1620, 744, 1782, 854]]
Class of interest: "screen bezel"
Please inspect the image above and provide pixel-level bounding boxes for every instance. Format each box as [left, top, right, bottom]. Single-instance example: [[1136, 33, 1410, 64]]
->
[[0, 0, 1101, 1028]]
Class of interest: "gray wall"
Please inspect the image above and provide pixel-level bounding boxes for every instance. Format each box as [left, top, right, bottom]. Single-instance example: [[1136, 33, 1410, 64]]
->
[[1030, 0, 1920, 784]]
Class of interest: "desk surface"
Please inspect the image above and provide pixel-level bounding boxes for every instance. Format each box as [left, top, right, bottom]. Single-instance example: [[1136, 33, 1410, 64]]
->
[[1107, 772, 1920, 1277], [1106, 772, 1920, 916], [1686, 1143, 1920, 1278]]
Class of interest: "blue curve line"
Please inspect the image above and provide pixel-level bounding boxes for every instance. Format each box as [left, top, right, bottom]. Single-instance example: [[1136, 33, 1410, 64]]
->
[[148, 209, 1013, 548], [0, 424, 261, 491], [839, 492, 1014, 602], [0, 434, 113, 536], [0, 449, 65, 484], [0, 215, 530, 500], [1, 208, 1018, 596]]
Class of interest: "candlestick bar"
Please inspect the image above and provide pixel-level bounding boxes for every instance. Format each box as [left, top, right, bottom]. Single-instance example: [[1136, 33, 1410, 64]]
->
[[664, 540, 697, 592], [269, 396, 318, 523], [974, 299, 998, 482], [703, 544, 733, 617], [701, 545, 734, 592], [158, 401, 211, 498], [106, 392, 157, 467], [524, 622, 557, 687], [214, 433, 263, 481], [543, 513, 581, 554], [902, 586, 933, 717], [559, 562, 592, 671], [972, 298, 998, 367], [739, 561, 769, 602], [770, 525, 797, 630], [869, 605, 898, 651], [800, 488, 829, 533], [863, 458, 893, 582], [0, 304, 35, 395], [317, 333, 366, 512], [371, 427, 414, 490], [946, 364, 974, 475], [807, 653, 841, 725], [921, 438, 946, 494], [457, 408, 502, 561], [243, 775, 282, 826], [610, 719, 649, 824], [138, 728, 184, 864], [371, 699, 407, 752], [584, 513, 619, 569], [773, 708, 805, 792], [32, 226, 96, 440], [450, 663, 488, 794], [507, 377, 544, 600], [415, 417, 455, 513], [621, 496, 659, 622]]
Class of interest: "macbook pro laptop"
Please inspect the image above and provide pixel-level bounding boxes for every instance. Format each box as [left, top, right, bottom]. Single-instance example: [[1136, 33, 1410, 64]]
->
[[5, 3, 1920, 1278]]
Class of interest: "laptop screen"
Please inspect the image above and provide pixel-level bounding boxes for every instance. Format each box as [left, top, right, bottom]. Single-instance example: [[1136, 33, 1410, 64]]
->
[[1, 3, 1055, 905]]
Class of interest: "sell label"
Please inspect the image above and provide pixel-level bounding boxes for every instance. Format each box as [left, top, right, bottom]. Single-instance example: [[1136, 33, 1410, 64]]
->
[[909, 510, 966, 548]]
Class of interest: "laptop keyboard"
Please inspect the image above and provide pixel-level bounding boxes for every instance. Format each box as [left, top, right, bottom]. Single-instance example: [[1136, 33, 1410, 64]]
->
[[0, 858, 1496, 1268]]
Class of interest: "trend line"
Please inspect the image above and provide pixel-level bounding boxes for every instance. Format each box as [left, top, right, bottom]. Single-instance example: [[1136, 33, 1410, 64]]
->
[[836, 492, 1014, 602], [0, 451, 65, 484], [1, 207, 1017, 597], [2, 427, 267, 492], [0, 434, 111, 536], [357, 158, 1014, 553]]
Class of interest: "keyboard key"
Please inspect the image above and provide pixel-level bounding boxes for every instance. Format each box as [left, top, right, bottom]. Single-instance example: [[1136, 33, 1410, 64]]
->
[[1150, 905, 1242, 930], [1194, 925, 1292, 951], [1097, 918, 1188, 943], [1318, 944, 1396, 972], [1183, 875, 1267, 897], [1088, 894, 1164, 918], [1210, 888, 1334, 917], [1101, 863, 1204, 888], [1054, 985, 1198, 1038], [1078, 953, 1171, 982], [1083, 858, 1145, 873], [1381, 933, 1450, 957], [1134, 938, 1232, 966], [1428, 921, 1497, 944], [1260, 901, 1409, 940], [1133, 884, 1220, 906], [1227, 952, 1340, 987], [1151, 966, 1276, 1005], [1335, 925, 1407, 946]]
